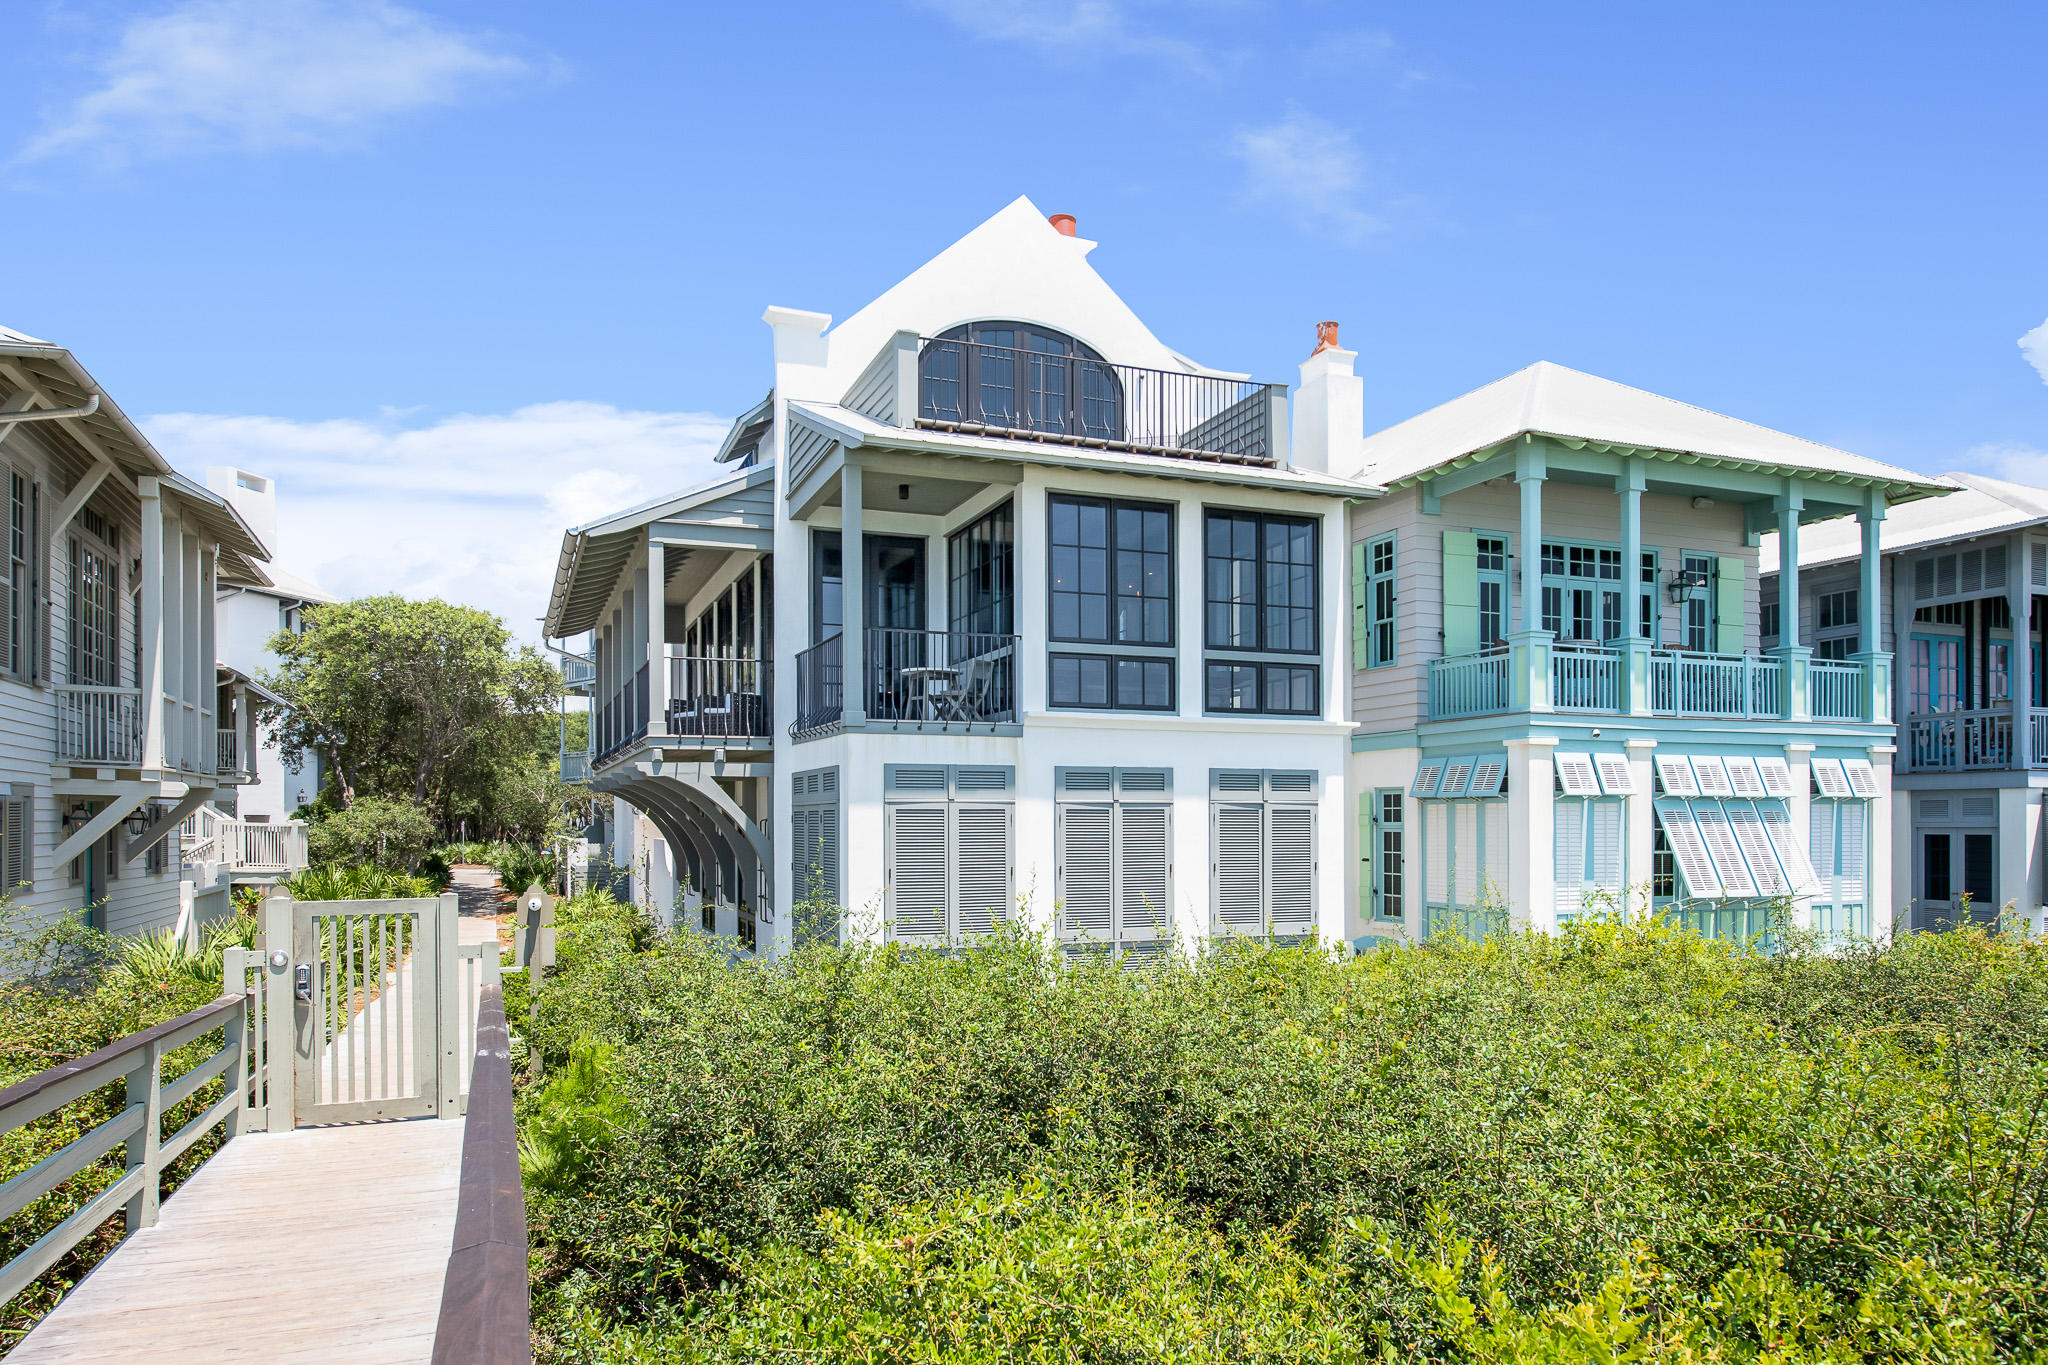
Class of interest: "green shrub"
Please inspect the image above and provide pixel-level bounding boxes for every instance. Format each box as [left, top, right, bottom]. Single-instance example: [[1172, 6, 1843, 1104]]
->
[[491, 844, 558, 898], [521, 915, 2048, 1363], [285, 864, 437, 901], [305, 796, 436, 872], [436, 839, 512, 866]]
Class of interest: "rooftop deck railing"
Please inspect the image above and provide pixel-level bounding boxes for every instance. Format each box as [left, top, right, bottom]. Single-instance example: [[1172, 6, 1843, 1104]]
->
[[916, 336, 1285, 466]]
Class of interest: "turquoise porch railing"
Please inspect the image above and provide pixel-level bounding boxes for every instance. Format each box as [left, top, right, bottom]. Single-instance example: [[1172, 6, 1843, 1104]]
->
[[1648, 650, 1782, 718], [1809, 660, 1864, 721], [1904, 708, 2018, 771], [1426, 647, 1512, 720], [1550, 643, 1622, 712]]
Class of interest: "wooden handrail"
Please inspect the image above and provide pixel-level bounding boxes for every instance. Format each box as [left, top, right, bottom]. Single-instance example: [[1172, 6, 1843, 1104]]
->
[[431, 981, 530, 1364], [0, 994, 240, 1129]]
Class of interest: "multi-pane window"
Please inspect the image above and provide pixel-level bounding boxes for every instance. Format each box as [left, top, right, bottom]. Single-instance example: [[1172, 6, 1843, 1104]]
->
[[1365, 533, 1396, 665], [1910, 637, 1961, 713], [1760, 596, 1780, 646], [1539, 539, 1626, 642], [1476, 536, 1505, 648], [5, 472, 25, 679], [947, 501, 1014, 636], [1049, 496, 1172, 711], [919, 323, 1119, 441], [1206, 511, 1320, 715], [1374, 789, 1404, 921], [812, 530, 842, 643], [1815, 587, 1858, 662], [69, 533, 118, 687], [1682, 553, 1715, 651]]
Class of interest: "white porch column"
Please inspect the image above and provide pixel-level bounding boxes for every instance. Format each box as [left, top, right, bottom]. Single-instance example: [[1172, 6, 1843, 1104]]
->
[[1770, 480, 1810, 722], [2008, 531, 2028, 767], [1015, 476, 1049, 715], [841, 462, 865, 726], [1853, 491, 1890, 725], [1624, 737, 1656, 914], [1868, 745, 1898, 940], [1784, 742, 1815, 930], [647, 539, 668, 735], [138, 477, 165, 771], [1505, 734, 1558, 932], [1508, 440, 1552, 713]]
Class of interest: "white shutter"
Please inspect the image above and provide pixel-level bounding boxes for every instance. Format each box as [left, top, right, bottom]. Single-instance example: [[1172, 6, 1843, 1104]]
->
[[1656, 800, 1722, 898], [1593, 753, 1635, 796], [1692, 757, 1735, 797], [953, 805, 1012, 937], [1057, 803, 1115, 942], [1553, 753, 1599, 796], [1692, 801, 1757, 896], [1760, 801, 1820, 896], [1725, 802, 1789, 895], [1482, 800, 1508, 905], [1212, 804, 1265, 933], [1812, 759, 1852, 797], [1424, 802, 1449, 911], [1553, 798, 1586, 920], [1268, 804, 1315, 935], [1726, 758, 1767, 798], [1838, 801, 1866, 906], [1438, 759, 1475, 799], [1452, 801, 1479, 906], [1809, 803, 1837, 911], [1591, 800, 1624, 899], [1842, 758, 1879, 797], [886, 805, 948, 944], [1118, 804, 1170, 941], [1756, 756, 1796, 797], [1655, 753, 1701, 796]]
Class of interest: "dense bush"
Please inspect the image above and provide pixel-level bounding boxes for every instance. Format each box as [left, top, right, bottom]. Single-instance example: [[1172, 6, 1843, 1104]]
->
[[492, 844, 559, 897], [520, 914, 2048, 1363], [305, 796, 436, 872], [285, 864, 439, 901]]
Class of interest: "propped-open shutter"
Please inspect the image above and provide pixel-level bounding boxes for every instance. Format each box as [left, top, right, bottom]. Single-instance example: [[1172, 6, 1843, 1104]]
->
[[886, 805, 948, 945], [1715, 556, 1745, 654], [1592, 800, 1623, 900], [1350, 542, 1368, 669], [954, 804, 1012, 937], [1212, 803, 1265, 935], [1057, 803, 1114, 943], [1554, 798, 1586, 921], [1442, 530, 1480, 656], [1119, 804, 1170, 941], [1268, 803, 1316, 936]]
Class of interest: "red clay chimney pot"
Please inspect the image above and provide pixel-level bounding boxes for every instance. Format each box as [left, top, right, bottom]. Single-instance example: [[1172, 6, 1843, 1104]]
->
[[1311, 320, 1341, 356], [1048, 213, 1078, 237]]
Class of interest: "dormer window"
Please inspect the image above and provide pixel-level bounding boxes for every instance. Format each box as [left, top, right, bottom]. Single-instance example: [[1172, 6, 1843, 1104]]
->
[[919, 322, 1122, 441]]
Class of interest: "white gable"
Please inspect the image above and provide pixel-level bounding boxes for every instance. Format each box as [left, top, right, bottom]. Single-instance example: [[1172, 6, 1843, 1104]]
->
[[818, 196, 1233, 395]]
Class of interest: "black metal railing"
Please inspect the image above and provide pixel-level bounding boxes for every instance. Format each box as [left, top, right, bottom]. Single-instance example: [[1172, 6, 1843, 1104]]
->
[[916, 336, 1284, 465], [793, 634, 843, 735], [665, 653, 772, 740], [791, 629, 1019, 736], [594, 662, 649, 765]]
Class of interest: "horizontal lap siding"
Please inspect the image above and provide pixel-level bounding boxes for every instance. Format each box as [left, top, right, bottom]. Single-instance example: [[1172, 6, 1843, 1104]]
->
[[1349, 482, 1761, 734]]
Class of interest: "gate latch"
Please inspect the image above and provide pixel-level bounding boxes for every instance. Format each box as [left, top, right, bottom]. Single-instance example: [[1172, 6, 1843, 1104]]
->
[[294, 963, 313, 1002]]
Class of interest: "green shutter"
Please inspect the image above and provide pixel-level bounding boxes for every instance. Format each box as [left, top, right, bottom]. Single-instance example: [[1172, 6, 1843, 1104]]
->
[[1715, 556, 1745, 654], [1358, 793, 1373, 923], [1442, 530, 1480, 656], [1350, 542, 1368, 669]]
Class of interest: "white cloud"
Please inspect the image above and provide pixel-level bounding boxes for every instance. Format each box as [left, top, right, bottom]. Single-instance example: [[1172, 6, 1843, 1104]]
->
[[910, 0, 1213, 73], [2021, 317, 2048, 386], [1227, 108, 1381, 245], [1961, 440, 2048, 482], [17, 0, 538, 166], [141, 401, 731, 642]]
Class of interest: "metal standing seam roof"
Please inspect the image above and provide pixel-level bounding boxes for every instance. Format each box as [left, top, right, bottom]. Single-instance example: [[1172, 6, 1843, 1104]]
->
[[1349, 360, 1959, 507], [1764, 471, 2048, 573], [545, 463, 775, 637], [0, 330, 273, 584]]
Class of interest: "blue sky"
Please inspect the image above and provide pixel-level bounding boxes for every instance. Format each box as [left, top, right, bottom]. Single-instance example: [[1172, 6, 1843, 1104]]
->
[[2, 0, 2044, 637]]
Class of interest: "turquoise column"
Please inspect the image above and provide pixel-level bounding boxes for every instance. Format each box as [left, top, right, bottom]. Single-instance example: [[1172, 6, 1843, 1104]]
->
[[1768, 479, 1810, 722], [1618, 457, 1650, 715], [1851, 489, 1890, 725]]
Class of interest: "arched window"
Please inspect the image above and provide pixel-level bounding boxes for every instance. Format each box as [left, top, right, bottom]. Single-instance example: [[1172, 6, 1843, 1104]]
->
[[919, 322, 1122, 441]]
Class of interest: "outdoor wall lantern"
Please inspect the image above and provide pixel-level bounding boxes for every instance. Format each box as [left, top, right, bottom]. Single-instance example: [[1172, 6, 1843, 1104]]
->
[[124, 806, 152, 838], [1666, 567, 1710, 604], [63, 801, 90, 830]]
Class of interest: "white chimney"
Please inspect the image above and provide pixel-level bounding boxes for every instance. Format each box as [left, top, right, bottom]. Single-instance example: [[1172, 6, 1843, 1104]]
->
[[206, 466, 277, 551], [1290, 321, 1362, 476]]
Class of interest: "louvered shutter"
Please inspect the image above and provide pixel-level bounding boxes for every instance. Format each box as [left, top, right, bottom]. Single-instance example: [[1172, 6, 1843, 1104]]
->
[[886, 805, 948, 944], [1452, 801, 1479, 906], [1057, 803, 1114, 943], [1424, 802, 1448, 911], [1268, 802, 1316, 936], [1838, 801, 1866, 908], [1118, 803, 1170, 941], [1350, 542, 1368, 669], [1591, 800, 1623, 900], [1809, 802, 1836, 912], [1358, 793, 1374, 922], [953, 804, 1012, 936], [1553, 798, 1585, 920], [1482, 798, 1508, 906], [1212, 802, 1264, 934], [1, 798, 23, 893], [0, 467, 13, 677]]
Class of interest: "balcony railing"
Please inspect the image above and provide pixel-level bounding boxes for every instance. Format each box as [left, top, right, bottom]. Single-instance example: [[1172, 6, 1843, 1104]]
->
[[792, 629, 1020, 737], [216, 727, 240, 776], [1425, 643, 1878, 724], [560, 752, 590, 784], [56, 685, 144, 765], [916, 336, 1285, 466], [665, 654, 771, 740], [1902, 707, 2048, 772], [594, 663, 649, 765]]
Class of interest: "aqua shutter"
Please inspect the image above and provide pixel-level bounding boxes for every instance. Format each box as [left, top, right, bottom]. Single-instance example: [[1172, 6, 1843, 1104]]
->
[[1442, 530, 1480, 656], [1715, 556, 1745, 654], [1350, 542, 1368, 669]]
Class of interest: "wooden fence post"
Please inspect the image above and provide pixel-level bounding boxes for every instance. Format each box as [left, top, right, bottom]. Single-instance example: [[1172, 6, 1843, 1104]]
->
[[122, 1037, 163, 1232], [261, 891, 296, 1132], [221, 947, 249, 1137]]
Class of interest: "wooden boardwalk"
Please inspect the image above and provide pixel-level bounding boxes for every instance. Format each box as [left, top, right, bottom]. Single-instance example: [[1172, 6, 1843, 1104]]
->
[[9, 912, 506, 1364]]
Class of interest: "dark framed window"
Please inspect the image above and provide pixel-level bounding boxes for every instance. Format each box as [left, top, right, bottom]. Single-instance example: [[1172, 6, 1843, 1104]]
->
[[1205, 661, 1319, 715], [948, 501, 1014, 636], [920, 322, 1120, 440], [1476, 535, 1506, 649], [812, 529, 842, 644], [1205, 511, 1318, 654], [1049, 495, 1172, 646], [1051, 653, 1174, 711]]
